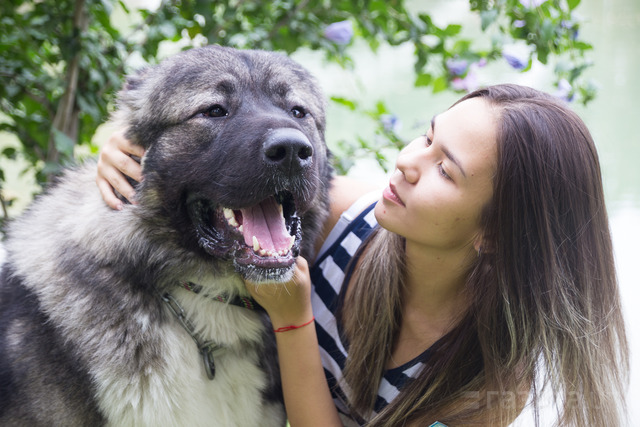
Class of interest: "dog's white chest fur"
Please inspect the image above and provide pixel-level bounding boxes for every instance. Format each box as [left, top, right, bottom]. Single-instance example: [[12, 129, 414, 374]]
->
[[93, 283, 282, 427]]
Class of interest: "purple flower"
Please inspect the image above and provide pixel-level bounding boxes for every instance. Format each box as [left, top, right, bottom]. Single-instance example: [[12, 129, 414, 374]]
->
[[451, 70, 479, 92], [502, 48, 528, 70], [520, 0, 546, 8], [324, 20, 353, 45], [380, 114, 402, 133], [561, 20, 579, 40], [554, 78, 574, 102], [446, 58, 468, 76], [503, 53, 527, 70], [514, 20, 526, 28]]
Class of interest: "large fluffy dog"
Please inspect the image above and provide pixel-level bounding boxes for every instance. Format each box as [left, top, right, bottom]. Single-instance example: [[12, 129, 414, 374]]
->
[[0, 46, 332, 426]]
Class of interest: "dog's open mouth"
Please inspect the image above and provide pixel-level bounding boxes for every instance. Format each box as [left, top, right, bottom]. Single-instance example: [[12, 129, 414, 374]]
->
[[188, 191, 301, 281]]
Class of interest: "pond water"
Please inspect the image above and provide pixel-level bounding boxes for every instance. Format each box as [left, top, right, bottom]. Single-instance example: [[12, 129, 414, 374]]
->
[[292, 0, 640, 424]]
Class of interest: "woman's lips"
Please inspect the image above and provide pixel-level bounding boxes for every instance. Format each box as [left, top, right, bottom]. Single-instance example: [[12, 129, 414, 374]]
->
[[383, 183, 405, 206]]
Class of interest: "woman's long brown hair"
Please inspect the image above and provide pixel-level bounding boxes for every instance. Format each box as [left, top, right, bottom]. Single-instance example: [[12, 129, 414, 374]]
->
[[338, 84, 629, 426]]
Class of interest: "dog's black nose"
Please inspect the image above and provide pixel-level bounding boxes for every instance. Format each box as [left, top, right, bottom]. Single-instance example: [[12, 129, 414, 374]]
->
[[263, 128, 313, 173]]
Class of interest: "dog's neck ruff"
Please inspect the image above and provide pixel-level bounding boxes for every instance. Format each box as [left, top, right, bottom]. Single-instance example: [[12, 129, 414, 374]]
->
[[160, 283, 263, 380], [180, 281, 263, 311], [160, 292, 223, 380]]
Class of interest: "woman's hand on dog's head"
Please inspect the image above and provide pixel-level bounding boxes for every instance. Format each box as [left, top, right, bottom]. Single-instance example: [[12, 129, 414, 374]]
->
[[97, 129, 145, 210], [244, 257, 314, 331]]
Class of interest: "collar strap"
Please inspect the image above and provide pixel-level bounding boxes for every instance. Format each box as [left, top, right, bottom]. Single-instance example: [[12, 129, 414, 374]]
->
[[181, 282, 263, 311], [160, 292, 222, 380]]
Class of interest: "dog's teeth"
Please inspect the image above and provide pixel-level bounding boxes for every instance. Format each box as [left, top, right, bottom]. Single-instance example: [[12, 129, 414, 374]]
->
[[288, 235, 295, 250], [223, 208, 239, 227], [278, 204, 283, 216], [238, 225, 243, 233], [252, 236, 260, 252]]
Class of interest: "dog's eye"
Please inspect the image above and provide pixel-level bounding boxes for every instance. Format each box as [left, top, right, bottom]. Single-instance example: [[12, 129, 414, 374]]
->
[[291, 107, 307, 119], [202, 105, 228, 118]]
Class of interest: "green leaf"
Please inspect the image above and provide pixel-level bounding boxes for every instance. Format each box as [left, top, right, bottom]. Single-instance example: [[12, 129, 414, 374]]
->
[[574, 41, 593, 50], [415, 73, 432, 87], [330, 96, 358, 111], [480, 9, 499, 31], [52, 129, 75, 158], [540, 18, 556, 45], [375, 101, 388, 115], [118, 0, 130, 14], [567, 0, 581, 10], [432, 75, 448, 93], [2, 147, 17, 160], [443, 24, 462, 36], [451, 39, 472, 55]]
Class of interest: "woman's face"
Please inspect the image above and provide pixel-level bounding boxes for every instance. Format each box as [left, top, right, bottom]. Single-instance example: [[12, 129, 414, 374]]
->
[[375, 97, 498, 255]]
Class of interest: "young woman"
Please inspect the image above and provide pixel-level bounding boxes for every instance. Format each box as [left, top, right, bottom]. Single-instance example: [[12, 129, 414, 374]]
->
[[97, 84, 629, 426]]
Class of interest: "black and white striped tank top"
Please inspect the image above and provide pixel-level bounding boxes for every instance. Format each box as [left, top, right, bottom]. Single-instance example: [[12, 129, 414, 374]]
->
[[310, 196, 434, 424]]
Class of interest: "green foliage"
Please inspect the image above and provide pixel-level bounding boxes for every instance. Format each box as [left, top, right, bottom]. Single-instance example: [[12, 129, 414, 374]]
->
[[0, 0, 595, 214], [0, 0, 127, 182]]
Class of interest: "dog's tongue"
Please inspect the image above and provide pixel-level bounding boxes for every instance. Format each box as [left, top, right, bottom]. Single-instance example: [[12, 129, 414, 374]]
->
[[241, 197, 291, 254]]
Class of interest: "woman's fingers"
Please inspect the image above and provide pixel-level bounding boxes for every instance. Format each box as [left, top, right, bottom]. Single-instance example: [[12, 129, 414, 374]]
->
[[96, 129, 145, 209], [96, 177, 123, 210], [244, 256, 312, 319]]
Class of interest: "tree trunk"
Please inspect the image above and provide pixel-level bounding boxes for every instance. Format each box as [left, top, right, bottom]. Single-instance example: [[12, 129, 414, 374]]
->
[[47, 0, 87, 167]]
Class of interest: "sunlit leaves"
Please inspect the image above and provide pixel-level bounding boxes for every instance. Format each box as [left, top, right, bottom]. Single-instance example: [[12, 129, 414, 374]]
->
[[0, 0, 596, 212]]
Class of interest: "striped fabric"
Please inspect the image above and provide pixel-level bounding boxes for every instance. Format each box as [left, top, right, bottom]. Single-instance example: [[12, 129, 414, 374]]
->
[[310, 198, 433, 424]]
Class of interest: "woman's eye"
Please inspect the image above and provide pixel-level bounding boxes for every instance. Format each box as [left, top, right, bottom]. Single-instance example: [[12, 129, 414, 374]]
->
[[424, 134, 433, 147], [202, 105, 228, 118], [424, 121, 437, 145], [291, 106, 307, 119], [438, 164, 452, 181]]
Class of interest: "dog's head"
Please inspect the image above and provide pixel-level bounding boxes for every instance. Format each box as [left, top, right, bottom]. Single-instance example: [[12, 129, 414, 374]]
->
[[113, 46, 332, 283]]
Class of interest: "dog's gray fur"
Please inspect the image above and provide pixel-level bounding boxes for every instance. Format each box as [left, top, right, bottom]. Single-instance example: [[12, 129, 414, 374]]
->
[[0, 45, 332, 426]]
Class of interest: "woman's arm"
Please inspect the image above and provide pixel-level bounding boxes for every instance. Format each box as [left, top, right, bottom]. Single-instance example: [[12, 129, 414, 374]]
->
[[96, 129, 145, 210], [246, 258, 342, 427]]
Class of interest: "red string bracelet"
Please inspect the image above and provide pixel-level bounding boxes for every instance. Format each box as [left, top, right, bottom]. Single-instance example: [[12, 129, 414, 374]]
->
[[273, 317, 315, 333]]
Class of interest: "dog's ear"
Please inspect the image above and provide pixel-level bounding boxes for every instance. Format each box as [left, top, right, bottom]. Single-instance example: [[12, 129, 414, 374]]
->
[[110, 67, 154, 149], [117, 66, 152, 110], [123, 67, 151, 93]]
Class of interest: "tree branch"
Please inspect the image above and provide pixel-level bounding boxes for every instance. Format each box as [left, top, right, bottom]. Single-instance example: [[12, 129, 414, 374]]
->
[[47, 0, 88, 166]]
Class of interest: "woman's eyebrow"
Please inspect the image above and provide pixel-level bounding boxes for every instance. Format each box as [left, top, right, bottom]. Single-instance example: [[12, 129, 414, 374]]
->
[[431, 115, 468, 179]]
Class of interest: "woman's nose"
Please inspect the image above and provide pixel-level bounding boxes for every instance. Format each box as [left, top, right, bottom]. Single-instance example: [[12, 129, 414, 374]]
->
[[395, 146, 420, 184]]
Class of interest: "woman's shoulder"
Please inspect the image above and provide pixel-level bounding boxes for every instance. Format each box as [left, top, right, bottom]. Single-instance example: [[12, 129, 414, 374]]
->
[[315, 176, 380, 256], [329, 175, 380, 219]]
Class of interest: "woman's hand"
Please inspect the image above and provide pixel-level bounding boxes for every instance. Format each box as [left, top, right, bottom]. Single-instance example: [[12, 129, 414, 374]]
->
[[96, 129, 145, 210], [246, 257, 343, 427], [245, 257, 314, 331]]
